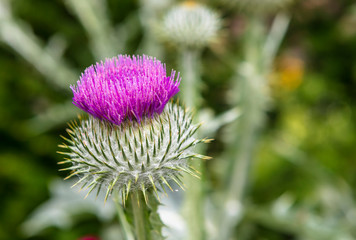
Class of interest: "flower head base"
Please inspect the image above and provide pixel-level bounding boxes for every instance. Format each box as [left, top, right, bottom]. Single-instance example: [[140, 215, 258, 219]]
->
[[71, 55, 180, 126], [161, 2, 220, 48], [59, 103, 210, 203]]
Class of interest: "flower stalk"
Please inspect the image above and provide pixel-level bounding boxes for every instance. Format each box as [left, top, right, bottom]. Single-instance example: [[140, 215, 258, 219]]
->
[[217, 13, 289, 240], [113, 192, 135, 240], [130, 192, 148, 240], [180, 48, 205, 240], [180, 49, 201, 110]]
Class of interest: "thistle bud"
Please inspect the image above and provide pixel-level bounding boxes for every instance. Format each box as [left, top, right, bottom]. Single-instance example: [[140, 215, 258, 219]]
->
[[58, 55, 209, 203], [161, 2, 220, 49]]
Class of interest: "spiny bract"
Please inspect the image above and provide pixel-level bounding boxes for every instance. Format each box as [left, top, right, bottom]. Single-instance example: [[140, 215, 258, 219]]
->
[[58, 103, 211, 203]]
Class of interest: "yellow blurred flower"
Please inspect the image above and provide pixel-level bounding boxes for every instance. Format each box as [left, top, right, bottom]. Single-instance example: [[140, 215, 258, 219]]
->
[[271, 56, 305, 91]]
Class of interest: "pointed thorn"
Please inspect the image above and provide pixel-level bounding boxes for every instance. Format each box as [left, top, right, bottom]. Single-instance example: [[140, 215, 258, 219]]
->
[[122, 188, 126, 206], [146, 152, 151, 166], [171, 177, 185, 191], [161, 176, 173, 192], [149, 175, 160, 202], [84, 182, 98, 199], [126, 180, 132, 200], [71, 174, 91, 188], [134, 151, 139, 164], [141, 184, 148, 204], [95, 183, 102, 200], [203, 138, 214, 143], [158, 180, 168, 197], [127, 161, 134, 171]]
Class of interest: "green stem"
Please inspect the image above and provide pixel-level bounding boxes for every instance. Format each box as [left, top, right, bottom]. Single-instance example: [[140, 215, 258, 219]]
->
[[217, 14, 290, 240], [180, 48, 205, 240], [180, 48, 201, 108], [263, 13, 291, 71], [218, 65, 264, 240], [217, 16, 266, 240], [113, 192, 135, 240], [130, 192, 147, 240], [184, 145, 205, 240]]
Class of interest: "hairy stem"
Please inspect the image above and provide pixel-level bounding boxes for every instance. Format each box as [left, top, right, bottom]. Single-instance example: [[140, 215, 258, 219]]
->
[[180, 49, 201, 108], [180, 48, 205, 240], [263, 13, 291, 71], [217, 15, 283, 240], [130, 192, 147, 240], [113, 192, 135, 240]]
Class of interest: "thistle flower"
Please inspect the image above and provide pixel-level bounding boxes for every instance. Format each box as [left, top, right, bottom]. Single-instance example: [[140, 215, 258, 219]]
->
[[58, 55, 210, 203], [71, 55, 180, 126], [161, 2, 220, 49]]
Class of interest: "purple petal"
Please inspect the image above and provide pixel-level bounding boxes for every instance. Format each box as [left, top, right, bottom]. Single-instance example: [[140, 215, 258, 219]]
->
[[71, 55, 180, 125]]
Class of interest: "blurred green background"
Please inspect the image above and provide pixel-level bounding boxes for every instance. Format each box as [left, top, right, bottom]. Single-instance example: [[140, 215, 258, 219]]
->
[[1, 0, 356, 239]]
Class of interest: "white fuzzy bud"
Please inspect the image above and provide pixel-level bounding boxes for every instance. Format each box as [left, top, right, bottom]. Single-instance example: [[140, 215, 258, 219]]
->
[[161, 2, 220, 48]]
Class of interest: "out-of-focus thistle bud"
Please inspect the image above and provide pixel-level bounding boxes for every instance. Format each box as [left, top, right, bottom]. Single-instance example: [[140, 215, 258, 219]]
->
[[58, 55, 210, 203], [231, 0, 293, 14], [161, 1, 220, 49]]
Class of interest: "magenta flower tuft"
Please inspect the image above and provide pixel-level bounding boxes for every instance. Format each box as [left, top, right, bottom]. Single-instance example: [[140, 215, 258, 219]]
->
[[71, 55, 180, 125]]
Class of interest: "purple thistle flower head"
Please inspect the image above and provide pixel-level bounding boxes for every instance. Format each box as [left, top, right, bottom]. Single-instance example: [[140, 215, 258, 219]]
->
[[71, 55, 180, 126]]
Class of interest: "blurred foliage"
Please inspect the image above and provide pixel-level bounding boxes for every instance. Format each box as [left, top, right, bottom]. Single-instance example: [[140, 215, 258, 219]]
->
[[0, 0, 356, 239]]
